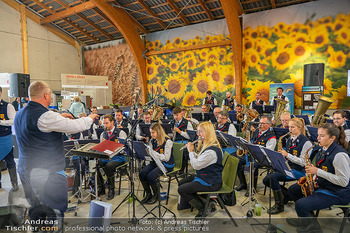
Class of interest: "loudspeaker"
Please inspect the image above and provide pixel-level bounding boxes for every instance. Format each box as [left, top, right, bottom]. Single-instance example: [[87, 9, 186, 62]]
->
[[303, 63, 324, 86], [9, 73, 30, 97]]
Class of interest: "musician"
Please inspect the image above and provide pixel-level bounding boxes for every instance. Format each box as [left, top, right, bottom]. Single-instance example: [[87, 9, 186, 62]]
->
[[203, 90, 217, 113], [148, 108, 154, 117], [332, 110, 350, 143], [135, 111, 152, 142], [178, 122, 223, 218], [270, 87, 290, 112], [264, 118, 312, 214], [221, 91, 236, 111], [89, 106, 100, 139], [245, 116, 277, 196], [15, 81, 99, 216], [277, 111, 291, 128], [132, 106, 143, 120], [114, 109, 132, 134], [209, 107, 221, 124], [287, 123, 350, 232], [181, 108, 199, 128], [216, 112, 236, 136], [139, 123, 174, 204], [249, 92, 266, 109], [200, 105, 209, 121], [99, 114, 127, 200]]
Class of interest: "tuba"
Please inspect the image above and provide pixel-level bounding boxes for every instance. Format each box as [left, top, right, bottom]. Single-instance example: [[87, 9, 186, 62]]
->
[[274, 98, 290, 126], [184, 107, 193, 118], [298, 146, 316, 197], [242, 108, 259, 132], [152, 106, 163, 122], [311, 95, 336, 126]]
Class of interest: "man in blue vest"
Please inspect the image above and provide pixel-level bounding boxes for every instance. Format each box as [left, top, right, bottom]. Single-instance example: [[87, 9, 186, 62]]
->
[[270, 87, 290, 112], [0, 87, 18, 192], [332, 110, 350, 143], [15, 81, 99, 216]]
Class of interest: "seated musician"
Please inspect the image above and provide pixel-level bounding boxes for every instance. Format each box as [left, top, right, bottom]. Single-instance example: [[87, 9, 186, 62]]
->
[[89, 106, 101, 139], [216, 112, 237, 155], [135, 111, 152, 142], [170, 106, 193, 173], [148, 108, 154, 117], [139, 123, 174, 204], [132, 105, 143, 120], [249, 92, 266, 110], [209, 107, 221, 124], [235, 104, 244, 124], [277, 111, 290, 128], [181, 107, 199, 128], [221, 91, 236, 111], [114, 109, 132, 134], [332, 110, 350, 143], [264, 118, 312, 214], [200, 105, 209, 121], [287, 123, 350, 232], [203, 90, 217, 113], [178, 122, 223, 218], [243, 116, 277, 196], [98, 114, 127, 200]]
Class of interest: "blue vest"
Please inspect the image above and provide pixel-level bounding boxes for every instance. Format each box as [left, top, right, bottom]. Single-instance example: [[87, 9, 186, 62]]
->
[[216, 122, 231, 133], [0, 100, 12, 137], [223, 98, 235, 110], [103, 127, 126, 163], [204, 97, 215, 105], [252, 100, 265, 108], [273, 95, 286, 109], [286, 134, 309, 172], [251, 128, 276, 147], [15, 101, 64, 174], [116, 119, 129, 129], [210, 116, 218, 123], [342, 124, 349, 130], [170, 118, 189, 141], [196, 146, 223, 185], [315, 141, 350, 197], [151, 138, 174, 168]]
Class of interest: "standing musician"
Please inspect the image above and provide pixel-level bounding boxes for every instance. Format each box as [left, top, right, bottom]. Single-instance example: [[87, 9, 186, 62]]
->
[[270, 87, 290, 112], [135, 111, 152, 142], [221, 91, 236, 111], [264, 118, 312, 214], [178, 122, 223, 218], [139, 123, 174, 204], [249, 92, 266, 109], [98, 114, 127, 200], [203, 91, 217, 113], [287, 123, 350, 232], [132, 106, 143, 120], [332, 110, 350, 143], [114, 109, 132, 134]]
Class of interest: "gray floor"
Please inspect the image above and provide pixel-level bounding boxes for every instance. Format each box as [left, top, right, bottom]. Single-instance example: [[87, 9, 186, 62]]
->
[[1, 167, 349, 233]]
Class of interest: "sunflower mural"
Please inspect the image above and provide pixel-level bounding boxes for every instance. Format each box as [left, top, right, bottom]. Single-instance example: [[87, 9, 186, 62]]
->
[[242, 10, 350, 109], [145, 33, 235, 107]]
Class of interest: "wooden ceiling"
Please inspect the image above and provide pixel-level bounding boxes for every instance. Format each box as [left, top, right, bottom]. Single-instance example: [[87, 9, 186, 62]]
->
[[13, 0, 314, 45]]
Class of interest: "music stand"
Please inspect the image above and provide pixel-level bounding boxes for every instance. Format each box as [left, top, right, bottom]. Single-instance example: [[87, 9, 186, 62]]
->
[[161, 124, 172, 136], [306, 126, 318, 143], [264, 105, 275, 114], [253, 105, 264, 115], [186, 130, 198, 142], [95, 128, 104, 139], [229, 113, 237, 123], [244, 143, 292, 233], [139, 124, 151, 138]]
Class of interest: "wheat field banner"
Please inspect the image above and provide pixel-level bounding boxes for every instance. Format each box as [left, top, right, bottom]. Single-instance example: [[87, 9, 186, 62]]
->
[[242, 0, 350, 109]]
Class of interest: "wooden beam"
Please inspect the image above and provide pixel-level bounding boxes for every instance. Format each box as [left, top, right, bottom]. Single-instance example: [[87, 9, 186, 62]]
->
[[241, 0, 261, 4], [20, 5, 29, 74], [2, 0, 81, 50], [146, 40, 231, 56], [220, 0, 242, 103], [233, 0, 244, 15], [136, 0, 166, 29], [90, 0, 147, 103], [197, 0, 214, 20], [165, 0, 189, 25], [271, 0, 276, 8], [40, 2, 95, 24]]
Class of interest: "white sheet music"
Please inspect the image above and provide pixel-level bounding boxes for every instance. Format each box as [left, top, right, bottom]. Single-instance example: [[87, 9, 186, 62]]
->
[[145, 145, 167, 176]]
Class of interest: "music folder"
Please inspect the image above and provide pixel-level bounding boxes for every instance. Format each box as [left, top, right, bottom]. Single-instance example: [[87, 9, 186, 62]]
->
[[91, 140, 124, 158]]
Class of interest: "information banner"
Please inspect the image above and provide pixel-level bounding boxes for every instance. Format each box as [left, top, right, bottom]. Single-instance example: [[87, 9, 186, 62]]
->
[[269, 83, 295, 114], [61, 74, 108, 89]]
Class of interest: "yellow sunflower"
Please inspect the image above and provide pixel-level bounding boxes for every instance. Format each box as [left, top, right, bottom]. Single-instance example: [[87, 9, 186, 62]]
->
[[154, 40, 161, 49], [173, 37, 183, 47], [221, 64, 235, 86], [198, 48, 209, 61], [182, 91, 200, 106], [192, 73, 216, 98], [206, 65, 227, 91], [309, 25, 330, 48], [182, 56, 198, 71], [329, 91, 340, 109], [291, 42, 311, 62], [169, 59, 180, 72], [327, 47, 347, 69], [243, 37, 256, 50], [256, 60, 269, 75], [146, 62, 159, 80], [244, 79, 273, 104], [242, 56, 249, 75], [323, 78, 334, 96], [148, 81, 162, 97], [284, 70, 303, 97], [245, 48, 261, 68], [290, 32, 310, 44], [332, 18, 346, 32], [271, 48, 294, 70], [336, 85, 348, 100], [335, 28, 350, 45], [273, 22, 288, 34], [163, 74, 187, 100], [243, 26, 253, 37]]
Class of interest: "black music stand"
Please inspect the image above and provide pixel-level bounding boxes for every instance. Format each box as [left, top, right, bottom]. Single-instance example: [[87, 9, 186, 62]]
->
[[253, 105, 264, 115], [292, 115, 311, 125], [306, 126, 318, 143], [264, 105, 275, 114], [186, 130, 198, 141], [139, 124, 151, 138], [161, 124, 172, 136], [244, 143, 293, 233], [229, 113, 237, 122]]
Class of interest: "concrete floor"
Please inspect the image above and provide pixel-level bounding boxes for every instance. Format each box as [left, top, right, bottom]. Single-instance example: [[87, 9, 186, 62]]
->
[[1, 167, 349, 233]]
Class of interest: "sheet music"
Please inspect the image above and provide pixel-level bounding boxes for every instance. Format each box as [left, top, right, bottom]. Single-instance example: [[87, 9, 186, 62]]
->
[[145, 144, 167, 176]]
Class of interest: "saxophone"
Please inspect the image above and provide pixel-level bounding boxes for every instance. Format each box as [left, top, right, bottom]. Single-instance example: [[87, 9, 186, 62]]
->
[[277, 132, 290, 151], [236, 130, 251, 157], [298, 146, 315, 197]]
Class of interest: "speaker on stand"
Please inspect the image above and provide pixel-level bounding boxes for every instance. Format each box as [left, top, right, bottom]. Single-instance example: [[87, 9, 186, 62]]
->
[[8, 73, 30, 98]]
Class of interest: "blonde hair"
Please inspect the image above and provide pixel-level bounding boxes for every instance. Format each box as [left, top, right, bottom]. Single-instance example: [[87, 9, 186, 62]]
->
[[289, 117, 306, 135], [73, 96, 81, 102], [29, 81, 50, 99], [197, 121, 221, 155], [150, 122, 169, 145], [280, 111, 291, 119]]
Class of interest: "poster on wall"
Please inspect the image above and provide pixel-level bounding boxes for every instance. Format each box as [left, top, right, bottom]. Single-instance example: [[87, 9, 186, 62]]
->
[[269, 83, 295, 114], [242, 0, 350, 109]]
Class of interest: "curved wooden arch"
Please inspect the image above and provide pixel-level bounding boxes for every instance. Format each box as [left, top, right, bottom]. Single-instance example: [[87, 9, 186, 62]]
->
[[91, 0, 147, 103]]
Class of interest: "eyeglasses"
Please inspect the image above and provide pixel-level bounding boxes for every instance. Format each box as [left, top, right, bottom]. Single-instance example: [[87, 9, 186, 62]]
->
[[333, 118, 343, 120], [218, 117, 227, 119]]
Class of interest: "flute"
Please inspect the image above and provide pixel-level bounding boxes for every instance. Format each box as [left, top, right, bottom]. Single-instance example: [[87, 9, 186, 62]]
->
[[180, 137, 203, 150]]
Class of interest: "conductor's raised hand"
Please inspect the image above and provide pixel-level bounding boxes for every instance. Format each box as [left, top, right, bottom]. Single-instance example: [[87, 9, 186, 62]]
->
[[88, 114, 99, 121], [61, 113, 74, 119]]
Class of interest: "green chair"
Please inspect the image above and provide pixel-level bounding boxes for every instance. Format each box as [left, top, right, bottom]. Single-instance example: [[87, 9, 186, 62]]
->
[[197, 155, 239, 227], [115, 156, 131, 195], [164, 142, 184, 205], [315, 203, 350, 233], [222, 151, 230, 166]]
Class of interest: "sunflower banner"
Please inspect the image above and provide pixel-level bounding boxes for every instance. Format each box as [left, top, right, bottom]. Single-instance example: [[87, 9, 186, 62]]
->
[[145, 19, 235, 107], [242, 0, 350, 110]]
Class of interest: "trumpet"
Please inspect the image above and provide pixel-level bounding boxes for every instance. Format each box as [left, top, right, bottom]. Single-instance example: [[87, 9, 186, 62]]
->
[[180, 137, 203, 150]]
